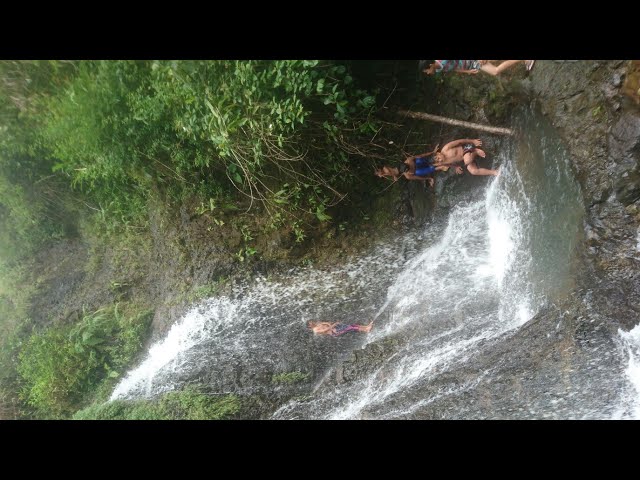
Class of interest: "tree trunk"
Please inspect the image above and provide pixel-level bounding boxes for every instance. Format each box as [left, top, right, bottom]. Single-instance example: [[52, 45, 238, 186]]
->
[[397, 109, 514, 136]]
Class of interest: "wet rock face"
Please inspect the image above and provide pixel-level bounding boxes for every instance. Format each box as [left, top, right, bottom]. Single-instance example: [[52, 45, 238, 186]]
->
[[27, 239, 91, 327], [528, 61, 640, 329], [610, 113, 640, 205], [406, 305, 626, 420], [326, 336, 402, 386], [422, 61, 640, 417], [621, 60, 640, 105], [530, 62, 611, 198]]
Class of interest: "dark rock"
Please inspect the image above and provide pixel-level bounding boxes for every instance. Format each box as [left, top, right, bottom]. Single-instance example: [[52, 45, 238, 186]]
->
[[609, 113, 640, 205]]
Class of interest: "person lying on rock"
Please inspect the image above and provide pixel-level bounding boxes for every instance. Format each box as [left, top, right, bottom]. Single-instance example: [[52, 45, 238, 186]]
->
[[420, 60, 535, 77], [308, 321, 373, 337]]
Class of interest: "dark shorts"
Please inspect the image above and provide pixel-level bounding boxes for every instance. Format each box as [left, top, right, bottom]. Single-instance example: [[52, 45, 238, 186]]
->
[[414, 156, 436, 177], [437, 60, 481, 73], [331, 324, 359, 337], [462, 143, 476, 155], [467, 60, 481, 71]]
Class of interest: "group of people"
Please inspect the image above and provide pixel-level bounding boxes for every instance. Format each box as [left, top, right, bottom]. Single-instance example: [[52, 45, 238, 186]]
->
[[375, 138, 498, 186], [375, 60, 537, 188], [308, 60, 535, 338], [374, 60, 535, 187]]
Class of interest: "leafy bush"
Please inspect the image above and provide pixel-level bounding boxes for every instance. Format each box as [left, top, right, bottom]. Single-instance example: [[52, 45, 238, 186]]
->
[[17, 304, 152, 418], [1, 59, 382, 258], [0, 60, 80, 263], [41, 60, 379, 234]]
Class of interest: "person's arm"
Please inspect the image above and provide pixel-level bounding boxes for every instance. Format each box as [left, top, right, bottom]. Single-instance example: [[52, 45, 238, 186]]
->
[[403, 172, 425, 182], [455, 69, 479, 74], [404, 173, 434, 187]]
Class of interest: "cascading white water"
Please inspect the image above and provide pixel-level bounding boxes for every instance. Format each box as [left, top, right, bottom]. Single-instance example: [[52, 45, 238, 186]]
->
[[110, 229, 431, 401], [275, 142, 563, 419], [612, 325, 640, 419], [274, 113, 586, 419], [111, 299, 242, 399]]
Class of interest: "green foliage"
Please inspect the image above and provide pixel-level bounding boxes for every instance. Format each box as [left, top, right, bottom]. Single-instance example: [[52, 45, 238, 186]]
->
[[186, 277, 228, 303], [1, 60, 383, 267], [234, 247, 258, 263], [0, 387, 21, 419], [0, 178, 41, 254], [0, 263, 33, 323], [72, 399, 165, 420], [292, 221, 305, 243], [271, 371, 310, 384], [38, 60, 379, 232], [0, 260, 37, 418], [73, 386, 240, 420], [17, 328, 93, 417], [38, 61, 152, 233], [0, 315, 31, 419], [0, 60, 77, 159], [159, 387, 240, 420], [16, 304, 152, 418], [0, 61, 84, 270], [590, 105, 606, 121]]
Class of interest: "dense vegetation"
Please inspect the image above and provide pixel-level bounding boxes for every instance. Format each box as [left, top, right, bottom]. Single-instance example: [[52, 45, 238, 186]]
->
[[0, 60, 385, 418], [16, 304, 152, 418]]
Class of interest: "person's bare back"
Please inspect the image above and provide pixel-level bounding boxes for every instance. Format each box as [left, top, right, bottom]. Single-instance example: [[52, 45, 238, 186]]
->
[[435, 138, 485, 165], [434, 138, 497, 177]]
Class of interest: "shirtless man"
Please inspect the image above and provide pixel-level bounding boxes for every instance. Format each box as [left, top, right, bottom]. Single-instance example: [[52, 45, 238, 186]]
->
[[433, 138, 499, 176]]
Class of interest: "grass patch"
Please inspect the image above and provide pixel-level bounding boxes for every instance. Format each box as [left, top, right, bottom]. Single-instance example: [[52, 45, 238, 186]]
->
[[271, 371, 310, 385], [186, 277, 228, 303], [73, 386, 240, 420]]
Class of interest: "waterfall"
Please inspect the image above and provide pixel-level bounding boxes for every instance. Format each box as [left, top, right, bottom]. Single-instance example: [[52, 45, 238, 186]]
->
[[612, 325, 640, 419], [111, 110, 640, 420]]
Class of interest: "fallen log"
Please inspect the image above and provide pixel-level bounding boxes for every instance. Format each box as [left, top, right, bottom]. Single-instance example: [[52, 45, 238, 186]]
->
[[397, 109, 514, 136]]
